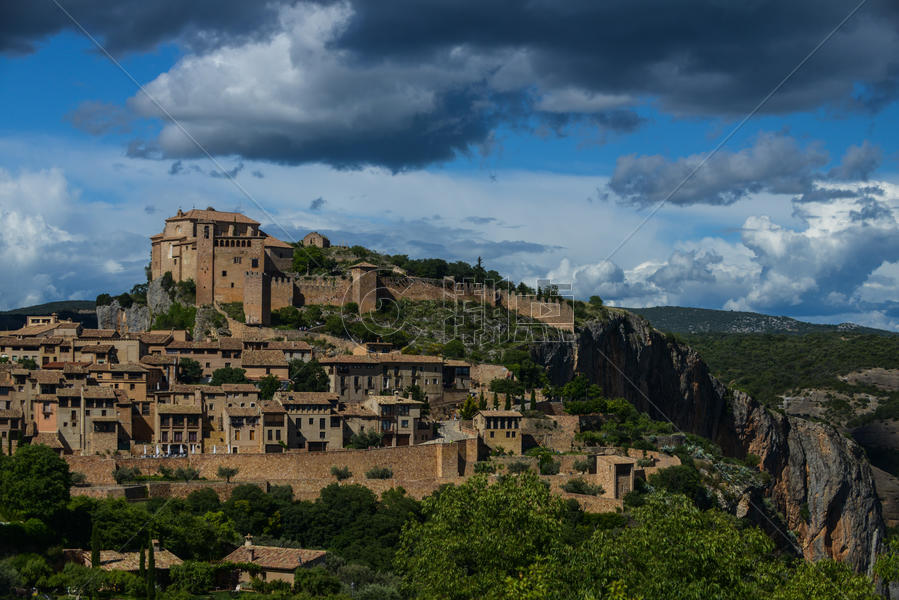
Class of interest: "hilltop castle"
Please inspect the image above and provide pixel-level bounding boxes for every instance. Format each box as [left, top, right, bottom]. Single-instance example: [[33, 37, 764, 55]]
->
[[150, 208, 297, 325]]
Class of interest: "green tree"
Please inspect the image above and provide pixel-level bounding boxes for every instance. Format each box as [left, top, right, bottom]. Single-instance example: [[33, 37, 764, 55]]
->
[[442, 339, 466, 359], [91, 523, 101, 568], [331, 466, 352, 481], [257, 374, 281, 400], [478, 391, 487, 411], [589, 295, 603, 307], [504, 393, 511, 411], [346, 430, 384, 449], [294, 566, 341, 595], [170, 560, 216, 594], [0, 443, 71, 521], [459, 396, 479, 420], [396, 473, 568, 600], [289, 359, 329, 392], [492, 392, 499, 410], [210, 367, 248, 385], [146, 537, 156, 600], [177, 358, 204, 384], [217, 466, 239, 483], [529, 389, 537, 411]]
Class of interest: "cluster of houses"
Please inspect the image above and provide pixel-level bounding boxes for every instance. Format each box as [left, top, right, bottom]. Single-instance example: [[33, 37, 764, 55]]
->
[[0, 313, 471, 456]]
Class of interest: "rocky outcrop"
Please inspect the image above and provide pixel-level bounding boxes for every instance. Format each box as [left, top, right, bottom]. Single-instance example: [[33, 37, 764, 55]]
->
[[193, 305, 230, 342], [96, 300, 150, 333], [536, 313, 884, 572], [147, 276, 174, 316]]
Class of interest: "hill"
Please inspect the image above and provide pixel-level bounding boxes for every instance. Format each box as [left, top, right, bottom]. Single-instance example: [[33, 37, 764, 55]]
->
[[628, 305, 893, 335], [0, 300, 97, 330]]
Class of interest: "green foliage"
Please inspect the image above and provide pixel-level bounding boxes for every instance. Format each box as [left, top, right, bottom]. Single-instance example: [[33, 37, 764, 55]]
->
[[176, 279, 196, 303], [152, 302, 197, 332], [216, 466, 239, 483], [294, 565, 342, 595], [173, 467, 199, 482], [271, 305, 304, 328], [0, 443, 71, 521], [648, 464, 714, 509], [186, 488, 221, 513], [289, 358, 330, 392], [474, 462, 496, 474], [95, 293, 113, 306], [169, 560, 216, 594], [17, 357, 37, 370], [573, 458, 592, 474], [365, 466, 394, 479], [177, 358, 204, 384], [458, 395, 479, 420], [257, 374, 281, 400], [442, 338, 466, 359], [507, 461, 531, 474], [220, 301, 246, 323], [346, 430, 383, 449], [210, 366, 249, 385], [113, 466, 142, 484], [331, 466, 352, 481], [293, 245, 337, 274], [561, 477, 604, 496]]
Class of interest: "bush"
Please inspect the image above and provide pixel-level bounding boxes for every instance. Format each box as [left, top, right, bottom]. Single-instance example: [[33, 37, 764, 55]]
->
[[474, 462, 496, 474], [346, 430, 383, 449], [113, 466, 141, 484], [507, 461, 531, 474], [294, 566, 341, 596], [561, 477, 604, 496], [573, 458, 592, 474], [331, 466, 352, 481], [170, 560, 216, 594], [365, 467, 393, 479], [217, 466, 239, 483], [211, 367, 248, 385], [71, 471, 88, 486], [153, 302, 197, 331], [539, 459, 561, 476], [173, 467, 199, 482], [220, 302, 246, 323], [95, 293, 113, 306]]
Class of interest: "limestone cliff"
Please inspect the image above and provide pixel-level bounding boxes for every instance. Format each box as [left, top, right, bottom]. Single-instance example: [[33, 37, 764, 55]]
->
[[96, 300, 150, 333], [534, 312, 884, 572]]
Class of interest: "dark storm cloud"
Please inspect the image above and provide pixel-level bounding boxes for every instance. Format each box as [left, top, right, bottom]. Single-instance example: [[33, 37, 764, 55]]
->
[[209, 161, 244, 179], [827, 141, 883, 180], [309, 197, 326, 211], [0, 1, 290, 54], [7, 0, 899, 170]]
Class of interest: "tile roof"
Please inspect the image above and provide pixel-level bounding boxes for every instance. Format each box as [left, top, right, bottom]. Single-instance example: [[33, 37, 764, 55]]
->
[[138, 333, 174, 345], [82, 387, 118, 400], [225, 406, 260, 418], [80, 329, 118, 339], [477, 410, 522, 418], [157, 403, 203, 414], [140, 355, 178, 366], [263, 235, 293, 249], [32, 431, 64, 448], [167, 208, 259, 225], [368, 395, 423, 405], [70, 548, 183, 571], [32, 370, 67, 384], [222, 545, 326, 571], [276, 392, 338, 406], [260, 401, 286, 414], [80, 344, 115, 354], [221, 383, 259, 393], [89, 363, 148, 373], [265, 340, 312, 351], [242, 349, 288, 367]]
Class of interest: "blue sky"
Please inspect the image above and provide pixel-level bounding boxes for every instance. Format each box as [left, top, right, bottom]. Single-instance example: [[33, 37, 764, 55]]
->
[[1, 1, 899, 329]]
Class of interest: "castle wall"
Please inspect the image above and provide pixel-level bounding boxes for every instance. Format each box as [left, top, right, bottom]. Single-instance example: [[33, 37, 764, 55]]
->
[[270, 276, 295, 311], [243, 272, 270, 326], [294, 277, 353, 306]]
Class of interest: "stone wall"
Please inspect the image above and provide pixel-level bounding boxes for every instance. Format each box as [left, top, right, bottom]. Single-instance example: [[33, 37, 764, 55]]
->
[[295, 277, 352, 307], [65, 441, 469, 486]]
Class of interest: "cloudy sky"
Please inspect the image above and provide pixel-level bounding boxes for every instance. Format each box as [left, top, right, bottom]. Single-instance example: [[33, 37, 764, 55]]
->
[[1, 0, 899, 329]]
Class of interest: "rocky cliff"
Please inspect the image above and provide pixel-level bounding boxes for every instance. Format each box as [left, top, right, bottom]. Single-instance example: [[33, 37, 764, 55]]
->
[[96, 300, 150, 333], [534, 312, 884, 572]]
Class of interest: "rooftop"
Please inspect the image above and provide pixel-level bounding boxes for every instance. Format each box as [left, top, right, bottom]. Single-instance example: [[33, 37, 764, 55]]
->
[[222, 544, 327, 571], [166, 207, 259, 225]]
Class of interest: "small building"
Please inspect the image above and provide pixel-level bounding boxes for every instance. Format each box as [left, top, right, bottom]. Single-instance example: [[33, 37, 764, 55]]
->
[[473, 410, 522, 455], [65, 540, 182, 582], [276, 391, 341, 451], [594, 455, 637, 500], [222, 535, 327, 585], [301, 231, 330, 249], [155, 403, 203, 454], [223, 406, 261, 453], [260, 401, 288, 453], [241, 349, 289, 382]]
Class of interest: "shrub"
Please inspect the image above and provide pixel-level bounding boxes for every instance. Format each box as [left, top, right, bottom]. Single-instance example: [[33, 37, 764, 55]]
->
[[365, 467, 393, 479], [474, 462, 496, 474], [507, 461, 531, 474], [173, 467, 199, 482], [95, 293, 113, 306], [71, 471, 88, 486], [573, 458, 592, 474], [637, 457, 655, 467], [561, 477, 604, 496], [539, 459, 561, 476], [112, 466, 141, 484], [170, 560, 216, 594], [346, 430, 383, 449], [220, 302, 246, 323], [294, 566, 341, 596], [331, 466, 352, 481], [217, 466, 239, 483]]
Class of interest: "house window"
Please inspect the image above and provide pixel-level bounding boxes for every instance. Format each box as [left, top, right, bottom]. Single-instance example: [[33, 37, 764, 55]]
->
[[174, 432, 182, 442], [249, 430, 255, 441], [234, 430, 240, 441], [189, 431, 197, 442], [401, 420, 408, 428], [161, 431, 168, 442], [489, 431, 494, 438], [276, 429, 281, 440], [319, 418, 325, 429], [251, 258, 259, 268], [204, 225, 210, 239], [505, 431, 510, 438], [222, 270, 227, 277], [319, 431, 325, 439], [268, 429, 273, 441], [233, 257, 242, 264], [308, 418, 313, 425]]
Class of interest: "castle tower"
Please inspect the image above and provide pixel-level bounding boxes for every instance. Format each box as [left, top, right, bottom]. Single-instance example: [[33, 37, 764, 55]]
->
[[196, 219, 215, 305], [349, 262, 379, 313]]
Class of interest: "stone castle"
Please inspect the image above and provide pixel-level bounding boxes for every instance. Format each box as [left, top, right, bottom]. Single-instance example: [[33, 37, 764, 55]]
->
[[151, 207, 574, 330]]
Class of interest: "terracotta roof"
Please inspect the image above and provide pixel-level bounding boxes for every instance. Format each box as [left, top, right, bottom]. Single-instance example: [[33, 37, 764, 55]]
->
[[82, 387, 118, 400], [80, 329, 118, 339], [32, 370, 67, 384], [80, 344, 115, 354], [89, 363, 148, 373], [350, 261, 379, 269], [276, 392, 337, 406], [444, 359, 470, 367], [368, 395, 423, 405], [477, 410, 522, 418], [263, 235, 293, 249], [221, 383, 259, 393], [222, 545, 326, 571], [377, 353, 444, 364], [157, 403, 203, 414], [141, 355, 177, 366], [319, 355, 378, 365], [31, 431, 64, 448], [242, 350, 287, 367], [0, 406, 23, 418], [166, 208, 259, 225], [265, 340, 312, 351], [0, 337, 42, 349], [226, 406, 259, 418], [71, 548, 183, 571], [138, 333, 173, 345], [260, 401, 286, 414]]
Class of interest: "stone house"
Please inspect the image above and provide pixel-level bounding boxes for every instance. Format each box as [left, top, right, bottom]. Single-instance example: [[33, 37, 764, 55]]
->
[[301, 231, 331, 249], [223, 406, 262, 453], [275, 391, 341, 451], [594, 455, 637, 500], [155, 403, 203, 454], [222, 535, 327, 585], [241, 349, 289, 382], [320, 353, 446, 403], [473, 410, 522, 455]]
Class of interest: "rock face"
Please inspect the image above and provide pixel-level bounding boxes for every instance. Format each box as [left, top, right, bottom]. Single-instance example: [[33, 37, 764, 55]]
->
[[96, 300, 150, 333], [536, 313, 884, 572], [147, 276, 173, 316]]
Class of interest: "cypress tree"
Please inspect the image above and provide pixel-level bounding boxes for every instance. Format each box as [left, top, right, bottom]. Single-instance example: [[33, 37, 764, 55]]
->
[[146, 538, 156, 600], [530, 389, 537, 411], [139, 544, 146, 581], [478, 391, 486, 411], [90, 523, 101, 569], [492, 392, 499, 410], [504, 393, 511, 411]]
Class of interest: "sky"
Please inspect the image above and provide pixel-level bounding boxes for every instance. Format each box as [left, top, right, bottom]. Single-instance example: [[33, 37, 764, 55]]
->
[[1, 1, 899, 329]]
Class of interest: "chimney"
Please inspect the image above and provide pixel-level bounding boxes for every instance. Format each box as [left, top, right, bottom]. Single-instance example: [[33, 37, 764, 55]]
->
[[152, 538, 160, 552], [244, 533, 253, 547]]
